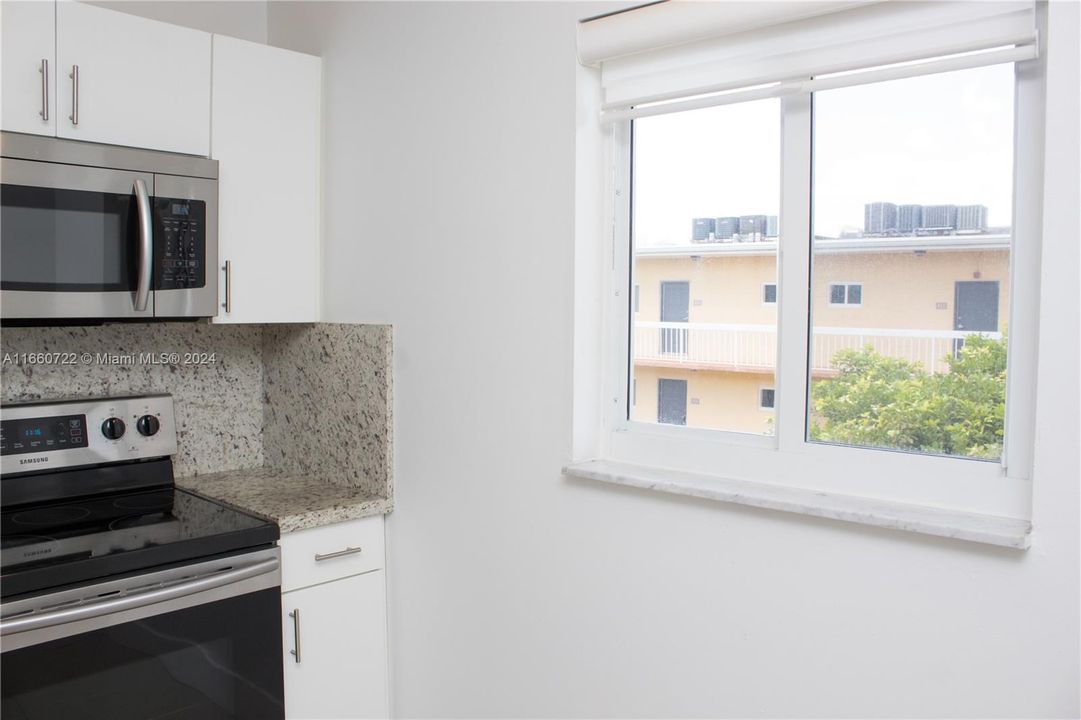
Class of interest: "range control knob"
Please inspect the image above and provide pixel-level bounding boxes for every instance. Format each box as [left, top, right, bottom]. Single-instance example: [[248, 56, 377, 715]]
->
[[101, 417, 126, 440], [136, 414, 160, 437]]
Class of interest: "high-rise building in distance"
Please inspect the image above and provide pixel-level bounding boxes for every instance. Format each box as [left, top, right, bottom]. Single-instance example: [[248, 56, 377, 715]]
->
[[897, 204, 923, 233], [956, 204, 988, 232], [922, 204, 958, 231], [864, 202, 898, 234], [692, 217, 716, 242]]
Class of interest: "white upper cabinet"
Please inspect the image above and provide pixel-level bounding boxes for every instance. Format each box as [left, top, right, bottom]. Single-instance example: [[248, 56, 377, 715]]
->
[[211, 35, 321, 324], [55, 1, 211, 155], [1, 1, 57, 137]]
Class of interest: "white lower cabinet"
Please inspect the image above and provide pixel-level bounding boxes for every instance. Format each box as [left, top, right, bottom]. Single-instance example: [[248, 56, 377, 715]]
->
[[280, 517, 389, 719]]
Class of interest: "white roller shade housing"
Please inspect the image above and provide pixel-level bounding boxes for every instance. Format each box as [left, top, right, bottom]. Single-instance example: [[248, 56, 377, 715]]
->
[[579, 1, 1038, 122]]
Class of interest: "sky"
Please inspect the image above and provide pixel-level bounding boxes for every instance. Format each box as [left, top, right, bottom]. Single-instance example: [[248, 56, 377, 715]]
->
[[632, 63, 1016, 246]]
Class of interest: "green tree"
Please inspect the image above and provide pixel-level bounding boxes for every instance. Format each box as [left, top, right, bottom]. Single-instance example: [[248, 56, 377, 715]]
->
[[809, 334, 1007, 459]]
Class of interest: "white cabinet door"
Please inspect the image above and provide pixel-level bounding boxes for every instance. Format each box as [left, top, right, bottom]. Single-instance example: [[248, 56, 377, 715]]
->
[[211, 35, 320, 324], [55, 1, 210, 155], [1, 0, 56, 136], [282, 571, 389, 720]]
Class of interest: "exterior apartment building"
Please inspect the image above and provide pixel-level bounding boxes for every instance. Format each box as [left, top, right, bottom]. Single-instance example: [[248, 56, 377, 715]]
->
[[632, 235, 1010, 433]]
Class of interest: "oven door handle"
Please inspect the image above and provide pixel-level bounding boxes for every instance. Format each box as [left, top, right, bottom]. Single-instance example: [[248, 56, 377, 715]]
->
[[0, 557, 279, 637], [133, 178, 153, 312]]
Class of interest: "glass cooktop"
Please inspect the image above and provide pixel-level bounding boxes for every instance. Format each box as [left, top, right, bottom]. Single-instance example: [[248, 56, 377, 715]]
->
[[1, 487, 278, 599]]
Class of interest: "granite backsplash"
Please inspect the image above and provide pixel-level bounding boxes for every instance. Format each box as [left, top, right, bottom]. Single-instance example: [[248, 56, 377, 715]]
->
[[0, 322, 392, 499], [264, 324, 392, 498]]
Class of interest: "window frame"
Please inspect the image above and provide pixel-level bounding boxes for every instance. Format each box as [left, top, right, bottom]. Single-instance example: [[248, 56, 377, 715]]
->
[[827, 282, 863, 307], [596, 50, 1045, 520]]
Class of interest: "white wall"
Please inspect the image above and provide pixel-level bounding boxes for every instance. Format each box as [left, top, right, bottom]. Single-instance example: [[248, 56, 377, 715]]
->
[[268, 2, 1080, 717], [88, 1, 267, 43]]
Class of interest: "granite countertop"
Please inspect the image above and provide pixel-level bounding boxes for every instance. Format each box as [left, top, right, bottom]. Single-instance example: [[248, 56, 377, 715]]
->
[[177, 468, 393, 534]]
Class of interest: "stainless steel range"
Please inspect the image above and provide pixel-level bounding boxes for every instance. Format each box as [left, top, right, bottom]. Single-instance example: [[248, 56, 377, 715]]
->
[[0, 394, 284, 720]]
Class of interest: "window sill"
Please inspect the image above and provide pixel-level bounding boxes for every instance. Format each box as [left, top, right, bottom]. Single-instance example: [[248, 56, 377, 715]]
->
[[562, 459, 1032, 549]]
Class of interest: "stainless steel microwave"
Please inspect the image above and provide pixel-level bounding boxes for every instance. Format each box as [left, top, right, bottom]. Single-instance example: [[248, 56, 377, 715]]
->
[[1, 132, 218, 322]]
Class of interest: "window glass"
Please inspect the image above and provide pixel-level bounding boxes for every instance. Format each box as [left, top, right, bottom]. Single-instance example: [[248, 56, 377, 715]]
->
[[809, 65, 1014, 459], [631, 99, 780, 434]]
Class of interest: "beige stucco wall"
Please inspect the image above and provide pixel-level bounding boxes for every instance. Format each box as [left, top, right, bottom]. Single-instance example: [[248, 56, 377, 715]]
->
[[633, 365, 775, 434], [812, 250, 1009, 331], [635, 248, 1010, 332], [636, 254, 778, 325]]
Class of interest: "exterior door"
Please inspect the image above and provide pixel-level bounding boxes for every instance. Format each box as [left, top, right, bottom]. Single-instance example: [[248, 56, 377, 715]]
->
[[660, 281, 690, 354], [954, 280, 1000, 354], [657, 378, 688, 426], [954, 281, 1000, 331]]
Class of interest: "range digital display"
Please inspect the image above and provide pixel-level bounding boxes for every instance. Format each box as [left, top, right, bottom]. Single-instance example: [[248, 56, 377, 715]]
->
[[0, 414, 88, 456]]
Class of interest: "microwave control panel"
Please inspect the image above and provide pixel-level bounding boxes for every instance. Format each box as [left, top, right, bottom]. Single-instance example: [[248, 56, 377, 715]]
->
[[153, 198, 207, 290]]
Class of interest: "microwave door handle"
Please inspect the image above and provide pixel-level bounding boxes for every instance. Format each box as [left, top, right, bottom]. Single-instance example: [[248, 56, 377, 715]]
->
[[133, 179, 153, 312]]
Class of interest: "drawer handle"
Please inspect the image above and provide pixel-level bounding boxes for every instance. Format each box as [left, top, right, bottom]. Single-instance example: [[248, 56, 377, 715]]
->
[[314, 546, 362, 562]]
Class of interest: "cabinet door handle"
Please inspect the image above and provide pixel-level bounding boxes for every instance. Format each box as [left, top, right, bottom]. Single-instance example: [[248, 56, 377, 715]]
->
[[314, 546, 363, 562], [288, 608, 301, 663], [221, 260, 232, 313], [39, 59, 49, 121], [69, 65, 79, 125]]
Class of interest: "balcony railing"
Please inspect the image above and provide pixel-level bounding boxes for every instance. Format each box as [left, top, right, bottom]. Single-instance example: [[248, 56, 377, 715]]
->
[[634, 322, 1002, 375]]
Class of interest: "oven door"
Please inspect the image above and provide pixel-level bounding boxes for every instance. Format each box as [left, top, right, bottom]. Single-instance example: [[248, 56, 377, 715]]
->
[[0, 158, 155, 321], [0, 548, 284, 720]]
